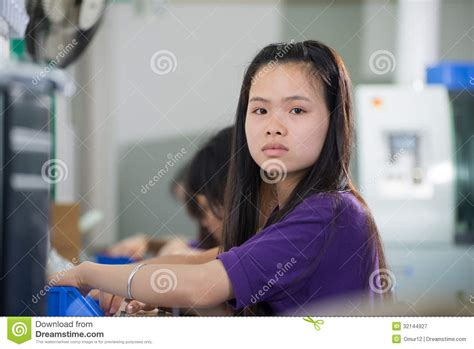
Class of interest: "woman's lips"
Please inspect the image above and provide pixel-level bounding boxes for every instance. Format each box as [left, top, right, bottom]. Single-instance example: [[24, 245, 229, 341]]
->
[[263, 148, 288, 156], [262, 143, 289, 157]]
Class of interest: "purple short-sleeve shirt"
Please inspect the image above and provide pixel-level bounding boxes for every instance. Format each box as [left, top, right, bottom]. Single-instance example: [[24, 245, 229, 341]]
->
[[216, 191, 380, 315]]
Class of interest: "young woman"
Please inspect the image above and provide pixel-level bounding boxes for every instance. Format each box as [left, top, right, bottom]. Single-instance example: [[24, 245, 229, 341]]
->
[[51, 40, 389, 316]]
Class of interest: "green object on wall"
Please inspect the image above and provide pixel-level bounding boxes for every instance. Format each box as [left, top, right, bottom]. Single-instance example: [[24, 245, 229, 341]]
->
[[9, 39, 25, 61]]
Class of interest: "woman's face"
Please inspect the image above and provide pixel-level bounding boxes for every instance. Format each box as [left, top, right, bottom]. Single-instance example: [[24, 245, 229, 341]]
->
[[196, 194, 223, 243], [245, 63, 330, 177]]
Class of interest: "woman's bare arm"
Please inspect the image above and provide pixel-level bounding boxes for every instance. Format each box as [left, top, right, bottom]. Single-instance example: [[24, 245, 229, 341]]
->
[[54, 259, 233, 309], [139, 246, 220, 265]]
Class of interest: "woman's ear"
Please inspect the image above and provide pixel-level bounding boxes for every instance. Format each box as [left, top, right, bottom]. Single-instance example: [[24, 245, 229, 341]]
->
[[196, 194, 210, 212]]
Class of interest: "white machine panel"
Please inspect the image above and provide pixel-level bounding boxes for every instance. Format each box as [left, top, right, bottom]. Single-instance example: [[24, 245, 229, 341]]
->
[[355, 85, 455, 244]]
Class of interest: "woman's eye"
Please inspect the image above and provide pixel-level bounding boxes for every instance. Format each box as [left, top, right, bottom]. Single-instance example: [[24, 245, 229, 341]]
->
[[290, 107, 304, 115], [253, 108, 267, 115]]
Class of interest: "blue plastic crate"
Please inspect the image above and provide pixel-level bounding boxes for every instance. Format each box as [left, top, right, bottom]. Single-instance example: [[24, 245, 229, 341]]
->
[[96, 253, 136, 264], [47, 286, 103, 316], [426, 61, 474, 90]]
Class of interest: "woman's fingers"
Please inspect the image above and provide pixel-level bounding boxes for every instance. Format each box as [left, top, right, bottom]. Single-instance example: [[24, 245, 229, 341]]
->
[[96, 291, 125, 316], [108, 245, 130, 256], [99, 291, 114, 315], [109, 295, 124, 315], [125, 300, 141, 314], [88, 289, 100, 300], [107, 234, 147, 259], [125, 300, 156, 314]]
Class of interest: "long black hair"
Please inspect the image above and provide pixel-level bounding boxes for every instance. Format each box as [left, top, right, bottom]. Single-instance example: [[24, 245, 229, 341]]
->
[[185, 126, 234, 248], [222, 40, 390, 315]]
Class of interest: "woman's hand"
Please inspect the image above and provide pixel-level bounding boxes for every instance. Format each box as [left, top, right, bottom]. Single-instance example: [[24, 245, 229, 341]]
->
[[125, 300, 156, 314], [158, 238, 197, 256], [88, 290, 122, 316], [49, 262, 92, 296], [52, 265, 148, 316], [107, 234, 148, 259], [89, 290, 155, 315]]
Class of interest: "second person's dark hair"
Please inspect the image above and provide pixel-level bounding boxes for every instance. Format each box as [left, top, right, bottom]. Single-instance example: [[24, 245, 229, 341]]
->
[[186, 126, 234, 248]]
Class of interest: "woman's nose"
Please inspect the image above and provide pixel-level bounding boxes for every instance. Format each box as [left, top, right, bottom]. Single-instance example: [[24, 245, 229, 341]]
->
[[265, 115, 287, 136]]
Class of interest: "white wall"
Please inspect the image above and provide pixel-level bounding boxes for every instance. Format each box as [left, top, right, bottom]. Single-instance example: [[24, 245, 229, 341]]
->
[[65, 0, 474, 248], [71, 1, 283, 247], [111, 2, 283, 145]]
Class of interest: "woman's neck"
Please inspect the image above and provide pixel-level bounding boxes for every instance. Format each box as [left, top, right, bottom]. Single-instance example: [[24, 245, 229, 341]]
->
[[275, 170, 307, 208]]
